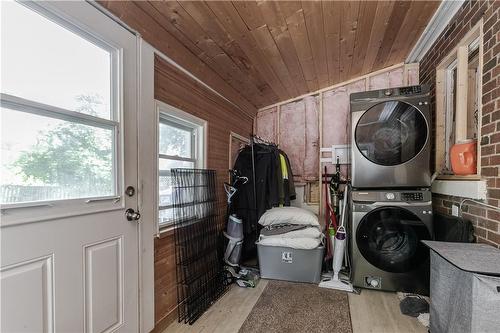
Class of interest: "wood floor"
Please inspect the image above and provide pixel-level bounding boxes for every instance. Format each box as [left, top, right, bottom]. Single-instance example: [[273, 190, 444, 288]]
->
[[164, 279, 425, 333]]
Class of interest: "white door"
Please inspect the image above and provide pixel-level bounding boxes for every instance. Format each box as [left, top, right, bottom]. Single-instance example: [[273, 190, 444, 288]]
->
[[1, 1, 140, 332]]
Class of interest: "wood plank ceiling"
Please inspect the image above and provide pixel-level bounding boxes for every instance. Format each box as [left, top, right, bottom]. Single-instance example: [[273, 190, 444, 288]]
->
[[100, 1, 440, 114]]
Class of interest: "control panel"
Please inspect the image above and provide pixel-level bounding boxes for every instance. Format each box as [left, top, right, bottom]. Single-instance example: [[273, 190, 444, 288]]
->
[[399, 85, 422, 95], [352, 190, 431, 203], [401, 192, 424, 201]]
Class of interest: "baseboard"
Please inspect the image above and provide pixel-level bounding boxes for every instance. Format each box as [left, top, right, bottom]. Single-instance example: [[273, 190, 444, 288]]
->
[[151, 307, 178, 333]]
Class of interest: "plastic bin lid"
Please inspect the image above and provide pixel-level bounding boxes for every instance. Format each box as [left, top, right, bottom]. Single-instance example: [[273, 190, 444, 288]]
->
[[422, 240, 500, 276]]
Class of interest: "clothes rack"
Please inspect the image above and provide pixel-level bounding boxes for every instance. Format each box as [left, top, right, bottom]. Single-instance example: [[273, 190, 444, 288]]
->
[[230, 134, 293, 260], [248, 134, 279, 216]]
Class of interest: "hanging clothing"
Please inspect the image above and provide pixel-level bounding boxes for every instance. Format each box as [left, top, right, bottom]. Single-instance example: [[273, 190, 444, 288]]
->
[[231, 143, 296, 258], [280, 150, 296, 206]]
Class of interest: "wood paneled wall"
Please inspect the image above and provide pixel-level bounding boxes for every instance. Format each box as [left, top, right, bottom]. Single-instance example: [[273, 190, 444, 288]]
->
[[153, 55, 253, 329]]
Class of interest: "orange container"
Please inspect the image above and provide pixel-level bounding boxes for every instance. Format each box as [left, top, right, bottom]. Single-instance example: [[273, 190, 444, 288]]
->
[[450, 140, 477, 175]]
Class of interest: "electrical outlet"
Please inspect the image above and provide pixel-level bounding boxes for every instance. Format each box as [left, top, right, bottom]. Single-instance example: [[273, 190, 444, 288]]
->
[[452, 205, 459, 217]]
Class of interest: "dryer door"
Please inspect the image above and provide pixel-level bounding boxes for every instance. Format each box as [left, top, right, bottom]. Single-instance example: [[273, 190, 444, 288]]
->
[[355, 101, 428, 166], [356, 207, 431, 273]]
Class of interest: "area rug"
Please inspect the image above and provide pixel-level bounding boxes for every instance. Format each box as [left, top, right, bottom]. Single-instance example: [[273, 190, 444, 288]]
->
[[238, 280, 352, 333]]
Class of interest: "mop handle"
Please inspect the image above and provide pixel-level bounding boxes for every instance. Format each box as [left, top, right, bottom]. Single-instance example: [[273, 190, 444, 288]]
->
[[339, 185, 349, 228]]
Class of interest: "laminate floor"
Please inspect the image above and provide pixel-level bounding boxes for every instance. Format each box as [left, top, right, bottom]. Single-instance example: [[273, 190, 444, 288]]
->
[[164, 280, 268, 333], [348, 289, 426, 333], [164, 280, 426, 333]]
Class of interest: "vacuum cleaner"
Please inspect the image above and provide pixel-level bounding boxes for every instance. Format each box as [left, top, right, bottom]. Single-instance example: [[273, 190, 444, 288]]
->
[[222, 170, 260, 288], [319, 185, 355, 293], [223, 171, 247, 267]]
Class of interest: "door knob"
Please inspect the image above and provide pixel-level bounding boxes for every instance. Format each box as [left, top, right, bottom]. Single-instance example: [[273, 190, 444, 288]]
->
[[125, 208, 141, 221]]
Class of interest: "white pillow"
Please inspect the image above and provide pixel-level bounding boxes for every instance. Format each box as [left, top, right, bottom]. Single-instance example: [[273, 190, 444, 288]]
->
[[259, 226, 322, 239], [258, 207, 319, 227], [258, 237, 322, 250]]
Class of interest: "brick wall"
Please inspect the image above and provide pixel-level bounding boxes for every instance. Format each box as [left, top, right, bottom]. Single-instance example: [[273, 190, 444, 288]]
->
[[419, 0, 500, 247]]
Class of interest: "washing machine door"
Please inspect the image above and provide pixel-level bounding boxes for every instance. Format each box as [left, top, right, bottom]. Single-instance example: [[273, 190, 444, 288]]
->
[[356, 207, 431, 273], [355, 101, 428, 166]]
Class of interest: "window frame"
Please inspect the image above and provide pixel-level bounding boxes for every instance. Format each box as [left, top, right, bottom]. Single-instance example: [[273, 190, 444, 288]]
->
[[435, 19, 483, 179], [0, 0, 126, 222], [444, 59, 457, 171], [155, 100, 206, 231]]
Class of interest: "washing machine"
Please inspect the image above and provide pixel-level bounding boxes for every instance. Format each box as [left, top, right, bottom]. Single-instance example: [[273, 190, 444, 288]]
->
[[350, 85, 431, 188], [350, 189, 433, 295]]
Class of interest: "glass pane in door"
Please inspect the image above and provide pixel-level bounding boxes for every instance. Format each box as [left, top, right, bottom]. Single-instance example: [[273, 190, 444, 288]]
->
[[1, 106, 114, 204], [1, 1, 112, 119], [356, 207, 431, 273], [355, 101, 428, 166]]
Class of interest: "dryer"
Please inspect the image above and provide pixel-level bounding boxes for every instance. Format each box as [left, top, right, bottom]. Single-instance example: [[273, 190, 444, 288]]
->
[[350, 85, 431, 188], [350, 189, 433, 295]]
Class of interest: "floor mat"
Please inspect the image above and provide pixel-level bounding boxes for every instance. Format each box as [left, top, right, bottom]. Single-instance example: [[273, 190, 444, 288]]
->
[[238, 280, 352, 333]]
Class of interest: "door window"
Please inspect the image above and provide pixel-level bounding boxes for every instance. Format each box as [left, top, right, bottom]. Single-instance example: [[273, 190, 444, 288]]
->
[[355, 101, 427, 166], [1, 1, 117, 205], [356, 207, 431, 273]]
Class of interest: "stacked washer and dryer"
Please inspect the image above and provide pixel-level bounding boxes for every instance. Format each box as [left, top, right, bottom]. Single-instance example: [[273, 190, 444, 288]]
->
[[349, 85, 433, 295]]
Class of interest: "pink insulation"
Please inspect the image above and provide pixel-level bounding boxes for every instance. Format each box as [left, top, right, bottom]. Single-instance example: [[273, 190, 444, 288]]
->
[[255, 107, 277, 143], [255, 65, 413, 184], [389, 68, 404, 88], [303, 96, 319, 180], [369, 72, 389, 90], [348, 79, 367, 94], [279, 101, 306, 179], [322, 87, 350, 149], [407, 67, 419, 85], [369, 68, 407, 89]]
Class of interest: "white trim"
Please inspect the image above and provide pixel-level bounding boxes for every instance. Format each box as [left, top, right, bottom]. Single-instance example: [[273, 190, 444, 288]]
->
[[1, 93, 117, 129], [155, 100, 207, 231], [159, 154, 196, 163], [86, 0, 139, 36], [432, 180, 487, 200], [137, 39, 155, 333], [406, 0, 466, 63], [156, 100, 207, 169]]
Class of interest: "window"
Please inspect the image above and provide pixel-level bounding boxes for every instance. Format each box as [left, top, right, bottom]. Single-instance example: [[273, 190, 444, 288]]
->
[[157, 103, 205, 228], [1, 1, 118, 204], [435, 21, 482, 177]]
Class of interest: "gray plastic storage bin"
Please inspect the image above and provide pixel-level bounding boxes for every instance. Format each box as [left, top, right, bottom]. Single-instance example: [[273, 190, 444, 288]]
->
[[257, 242, 324, 283]]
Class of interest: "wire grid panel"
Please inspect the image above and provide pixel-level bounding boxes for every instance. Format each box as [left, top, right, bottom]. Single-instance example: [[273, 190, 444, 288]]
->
[[171, 168, 227, 324]]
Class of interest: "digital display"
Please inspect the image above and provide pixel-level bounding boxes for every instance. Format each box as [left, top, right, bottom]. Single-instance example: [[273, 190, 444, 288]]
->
[[399, 86, 422, 95], [401, 192, 423, 201]]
